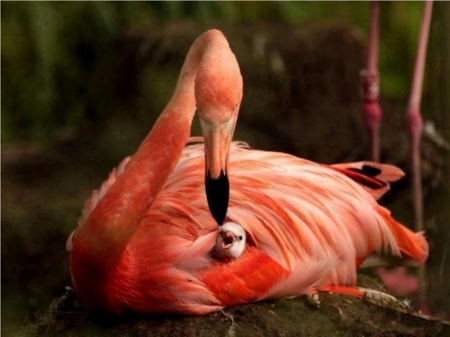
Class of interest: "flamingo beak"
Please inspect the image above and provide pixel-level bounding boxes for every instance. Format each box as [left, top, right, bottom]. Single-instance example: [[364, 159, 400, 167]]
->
[[199, 117, 236, 226]]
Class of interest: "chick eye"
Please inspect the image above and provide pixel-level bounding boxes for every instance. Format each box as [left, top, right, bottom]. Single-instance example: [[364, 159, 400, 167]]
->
[[238, 235, 243, 240]]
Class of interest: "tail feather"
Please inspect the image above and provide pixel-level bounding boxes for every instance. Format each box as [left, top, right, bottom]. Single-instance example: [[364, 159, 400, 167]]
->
[[378, 207, 428, 264]]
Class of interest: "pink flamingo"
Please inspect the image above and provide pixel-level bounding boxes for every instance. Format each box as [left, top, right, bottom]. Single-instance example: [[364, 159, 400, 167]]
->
[[407, 0, 433, 233], [361, 0, 433, 310], [67, 29, 428, 315], [361, 0, 382, 163], [361, 0, 433, 231]]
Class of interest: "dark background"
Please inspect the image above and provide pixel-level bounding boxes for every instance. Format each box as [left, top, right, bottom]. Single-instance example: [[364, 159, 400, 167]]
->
[[2, 2, 450, 335]]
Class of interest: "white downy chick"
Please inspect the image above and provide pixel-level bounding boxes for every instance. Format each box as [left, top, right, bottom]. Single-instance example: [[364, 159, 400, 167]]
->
[[215, 222, 246, 259]]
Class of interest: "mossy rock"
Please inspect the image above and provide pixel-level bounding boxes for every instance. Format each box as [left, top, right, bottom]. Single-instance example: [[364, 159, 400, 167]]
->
[[22, 276, 450, 337]]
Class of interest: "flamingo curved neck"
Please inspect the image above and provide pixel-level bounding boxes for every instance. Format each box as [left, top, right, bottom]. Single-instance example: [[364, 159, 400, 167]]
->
[[70, 30, 233, 309]]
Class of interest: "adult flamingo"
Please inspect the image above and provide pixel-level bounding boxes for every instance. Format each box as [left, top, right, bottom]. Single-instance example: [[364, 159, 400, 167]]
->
[[67, 29, 428, 315]]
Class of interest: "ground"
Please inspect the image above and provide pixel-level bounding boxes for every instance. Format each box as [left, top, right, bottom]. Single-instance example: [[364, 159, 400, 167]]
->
[[21, 276, 450, 337]]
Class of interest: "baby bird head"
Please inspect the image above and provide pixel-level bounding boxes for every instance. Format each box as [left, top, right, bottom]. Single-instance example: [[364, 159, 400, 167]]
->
[[215, 222, 246, 259]]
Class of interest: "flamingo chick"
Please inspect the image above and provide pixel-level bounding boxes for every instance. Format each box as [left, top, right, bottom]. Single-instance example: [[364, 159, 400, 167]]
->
[[215, 222, 247, 259], [67, 29, 428, 315]]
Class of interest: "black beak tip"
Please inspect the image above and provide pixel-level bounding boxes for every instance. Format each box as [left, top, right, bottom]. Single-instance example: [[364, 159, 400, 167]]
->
[[205, 170, 229, 226]]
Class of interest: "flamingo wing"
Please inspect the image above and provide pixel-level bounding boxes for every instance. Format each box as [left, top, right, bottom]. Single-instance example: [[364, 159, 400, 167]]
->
[[330, 161, 404, 200]]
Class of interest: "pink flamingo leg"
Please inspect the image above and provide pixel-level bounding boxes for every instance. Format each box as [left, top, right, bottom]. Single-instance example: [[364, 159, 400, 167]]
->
[[407, 0, 433, 233], [406, 0, 433, 313], [361, 0, 382, 162]]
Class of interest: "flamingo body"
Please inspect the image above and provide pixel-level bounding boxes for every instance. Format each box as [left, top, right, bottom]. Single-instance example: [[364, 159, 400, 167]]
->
[[68, 30, 428, 315], [70, 141, 427, 315]]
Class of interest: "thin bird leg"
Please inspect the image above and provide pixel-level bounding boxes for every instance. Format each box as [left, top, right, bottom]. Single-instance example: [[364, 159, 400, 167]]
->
[[407, 0, 433, 233], [407, 0, 433, 314], [317, 285, 364, 298], [361, 0, 382, 162], [317, 286, 411, 310]]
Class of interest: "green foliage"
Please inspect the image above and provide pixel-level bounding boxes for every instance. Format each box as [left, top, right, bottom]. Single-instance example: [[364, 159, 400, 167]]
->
[[1, 1, 441, 145]]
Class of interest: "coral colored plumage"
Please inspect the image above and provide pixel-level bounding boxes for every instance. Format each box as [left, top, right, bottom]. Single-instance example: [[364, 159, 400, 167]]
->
[[68, 30, 428, 315]]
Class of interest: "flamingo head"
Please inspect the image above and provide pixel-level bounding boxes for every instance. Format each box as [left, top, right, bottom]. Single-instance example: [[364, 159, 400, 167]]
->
[[214, 221, 246, 259], [195, 32, 243, 226]]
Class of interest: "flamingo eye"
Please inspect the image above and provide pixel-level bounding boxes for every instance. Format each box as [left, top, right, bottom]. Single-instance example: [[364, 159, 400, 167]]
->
[[238, 235, 243, 240]]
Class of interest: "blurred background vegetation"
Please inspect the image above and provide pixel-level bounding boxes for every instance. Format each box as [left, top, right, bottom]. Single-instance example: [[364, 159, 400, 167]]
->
[[2, 1, 448, 146], [2, 1, 449, 336]]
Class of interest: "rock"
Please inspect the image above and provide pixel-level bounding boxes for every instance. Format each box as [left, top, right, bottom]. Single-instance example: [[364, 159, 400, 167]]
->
[[23, 276, 450, 337]]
